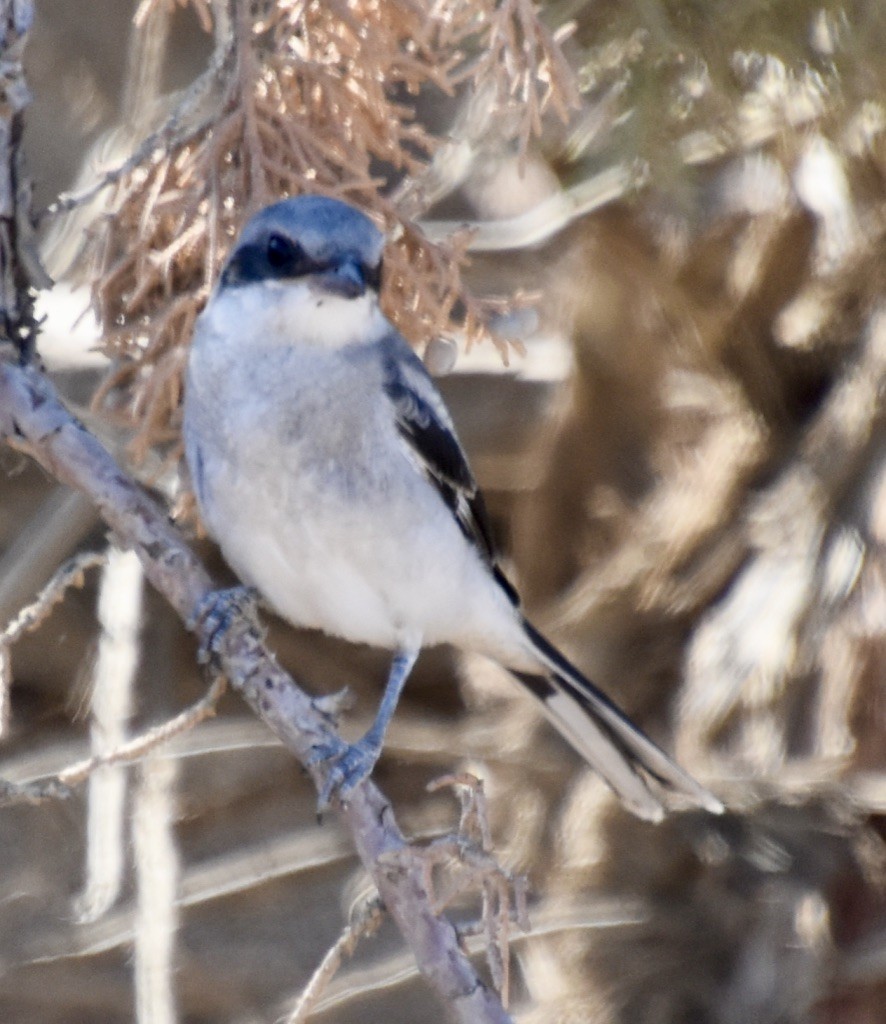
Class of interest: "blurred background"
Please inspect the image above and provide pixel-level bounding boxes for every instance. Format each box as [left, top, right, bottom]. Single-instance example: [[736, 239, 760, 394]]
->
[[2, 1, 886, 1022]]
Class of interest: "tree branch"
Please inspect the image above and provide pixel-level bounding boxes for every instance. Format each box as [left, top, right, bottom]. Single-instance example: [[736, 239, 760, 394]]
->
[[0, 357, 513, 1024], [0, 0, 46, 359]]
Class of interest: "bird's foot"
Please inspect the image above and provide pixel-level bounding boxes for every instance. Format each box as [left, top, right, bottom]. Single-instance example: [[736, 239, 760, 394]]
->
[[309, 736, 382, 814], [192, 585, 261, 664]]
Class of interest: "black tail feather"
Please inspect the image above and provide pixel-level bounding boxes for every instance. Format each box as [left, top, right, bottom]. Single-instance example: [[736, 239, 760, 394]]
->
[[514, 620, 723, 821]]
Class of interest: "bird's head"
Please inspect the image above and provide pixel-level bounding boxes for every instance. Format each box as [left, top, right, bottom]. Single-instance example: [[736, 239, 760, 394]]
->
[[212, 195, 387, 349]]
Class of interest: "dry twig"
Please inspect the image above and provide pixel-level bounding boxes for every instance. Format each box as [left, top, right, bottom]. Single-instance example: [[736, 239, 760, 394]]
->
[[0, 0, 45, 359], [383, 773, 530, 1007], [286, 895, 385, 1024], [0, 548, 106, 738], [0, 548, 107, 648], [58, 675, 227, 789]]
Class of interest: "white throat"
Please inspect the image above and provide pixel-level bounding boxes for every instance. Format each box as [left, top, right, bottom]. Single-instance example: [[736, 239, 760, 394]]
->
[[204, 278, 387, 351]]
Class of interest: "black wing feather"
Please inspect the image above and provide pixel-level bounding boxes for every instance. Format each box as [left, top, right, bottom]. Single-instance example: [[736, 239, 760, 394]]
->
[[381, 349, 519, 606]]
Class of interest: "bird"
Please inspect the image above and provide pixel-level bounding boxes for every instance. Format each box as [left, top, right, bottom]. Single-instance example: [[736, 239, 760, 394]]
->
[[183, 194, 722, 821]]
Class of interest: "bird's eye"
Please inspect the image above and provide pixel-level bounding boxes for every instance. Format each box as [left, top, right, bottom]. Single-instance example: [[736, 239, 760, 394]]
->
[[266, 232, 302, 271]]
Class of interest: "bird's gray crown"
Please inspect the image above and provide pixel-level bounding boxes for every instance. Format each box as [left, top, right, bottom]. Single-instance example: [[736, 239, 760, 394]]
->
[[220, 195, 385, 294]]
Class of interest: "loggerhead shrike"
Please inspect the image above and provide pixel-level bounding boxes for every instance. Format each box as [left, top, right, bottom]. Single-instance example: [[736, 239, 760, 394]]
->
[[184, 195, 722, 821]]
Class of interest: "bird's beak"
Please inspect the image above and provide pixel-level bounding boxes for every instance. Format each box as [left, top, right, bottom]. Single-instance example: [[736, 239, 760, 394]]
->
[[317, 257, 366, 299]]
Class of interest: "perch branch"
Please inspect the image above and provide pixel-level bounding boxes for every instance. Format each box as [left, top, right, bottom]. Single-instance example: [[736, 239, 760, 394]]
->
[[0, 357, 512, 1024]]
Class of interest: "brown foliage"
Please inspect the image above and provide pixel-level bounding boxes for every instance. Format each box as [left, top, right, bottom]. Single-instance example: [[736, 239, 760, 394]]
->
[[73, 0, 578, 460]]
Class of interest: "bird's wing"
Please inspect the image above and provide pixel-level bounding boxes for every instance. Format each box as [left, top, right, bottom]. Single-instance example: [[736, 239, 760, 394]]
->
[[378, 335, 519, 605]]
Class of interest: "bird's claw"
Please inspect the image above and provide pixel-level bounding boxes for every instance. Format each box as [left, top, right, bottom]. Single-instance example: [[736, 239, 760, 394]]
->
[[309, 737, 381, 815], [193, 585, 261, 664]]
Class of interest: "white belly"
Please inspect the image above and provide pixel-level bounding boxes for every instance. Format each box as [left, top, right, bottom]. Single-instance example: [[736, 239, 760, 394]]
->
[[200, 445, 522, 659]]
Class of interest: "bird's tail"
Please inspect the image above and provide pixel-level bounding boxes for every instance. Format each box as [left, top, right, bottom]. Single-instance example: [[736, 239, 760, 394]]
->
[[513, 620, 723, 822]]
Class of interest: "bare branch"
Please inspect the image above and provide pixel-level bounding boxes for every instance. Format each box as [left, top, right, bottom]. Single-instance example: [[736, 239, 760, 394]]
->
[[0, 357, 513, 1024], [133, 752, 180, 1024], [0, 547, 106, 738], [390, 774, 529, 1007], [286, 896, 385, 1024], [420, 161, 648, 251], [57, 676, 227, 789], [0, 548, 106, 648], [0, 0, 46, 358]]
